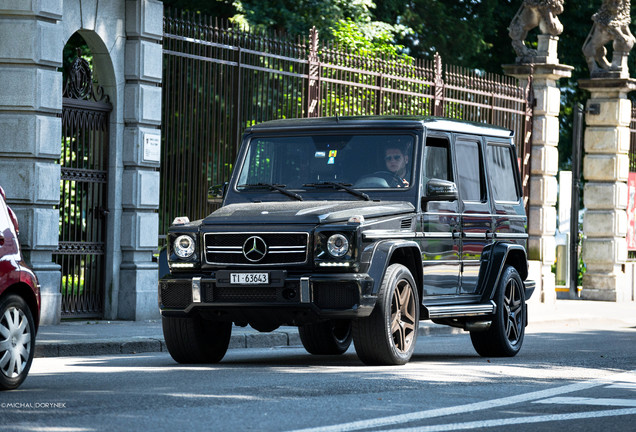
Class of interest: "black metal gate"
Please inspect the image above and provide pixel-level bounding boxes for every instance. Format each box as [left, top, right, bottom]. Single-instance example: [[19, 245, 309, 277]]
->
[[54, 55, 111, 318]]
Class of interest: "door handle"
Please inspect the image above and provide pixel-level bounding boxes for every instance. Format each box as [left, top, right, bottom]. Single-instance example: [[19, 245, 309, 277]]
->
[[485, 231, 494, 240]]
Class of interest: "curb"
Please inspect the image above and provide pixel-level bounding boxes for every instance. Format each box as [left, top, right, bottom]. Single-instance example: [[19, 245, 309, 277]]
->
[[34, 323, 463, 358]]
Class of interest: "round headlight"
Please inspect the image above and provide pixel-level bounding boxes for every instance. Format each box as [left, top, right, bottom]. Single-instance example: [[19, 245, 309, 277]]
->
[[327, 234, 349, 258], [174, 235, 195, 258]]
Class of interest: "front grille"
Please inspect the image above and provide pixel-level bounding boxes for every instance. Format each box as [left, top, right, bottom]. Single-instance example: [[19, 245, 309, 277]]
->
[[204, 232, 309, 265], [161, 281, 192, 308], [313, 282, 358, 309]]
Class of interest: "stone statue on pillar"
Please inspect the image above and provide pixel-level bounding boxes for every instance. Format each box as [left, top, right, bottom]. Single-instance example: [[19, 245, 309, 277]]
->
[[582, 0, 635, 78], [509, 0, 565, 63]]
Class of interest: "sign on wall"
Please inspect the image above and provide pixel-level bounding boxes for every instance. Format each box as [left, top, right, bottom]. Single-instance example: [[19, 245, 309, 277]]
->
[[143, 133, 161, 163]]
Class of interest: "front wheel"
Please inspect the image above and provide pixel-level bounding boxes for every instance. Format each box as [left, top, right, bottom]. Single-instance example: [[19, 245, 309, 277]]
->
[[162, 315, 231, 364], [0, 295, 36, 391], [470, 266, 526, 357], [353, 264, 419, 365], [298, 320, 352, 355]]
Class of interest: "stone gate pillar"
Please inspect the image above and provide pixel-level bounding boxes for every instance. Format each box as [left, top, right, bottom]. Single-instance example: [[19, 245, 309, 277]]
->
[[579, 79, 635, 301], [0, 3, 64, 324], [118, 0, 163, 319], [504, 37, 573, 303]]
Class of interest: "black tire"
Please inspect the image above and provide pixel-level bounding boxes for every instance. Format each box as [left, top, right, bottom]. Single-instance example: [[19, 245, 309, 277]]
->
[[0, 294, 36, 391], [470, 266, 526, 357], [298, 320, 352, 355], [353, 264, 419, 365], [162, 315, 231, 364]]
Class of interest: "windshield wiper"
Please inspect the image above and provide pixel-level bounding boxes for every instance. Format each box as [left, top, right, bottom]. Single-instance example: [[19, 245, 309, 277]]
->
[[303, 181, 370, 201], [238, 183, 303, 201]]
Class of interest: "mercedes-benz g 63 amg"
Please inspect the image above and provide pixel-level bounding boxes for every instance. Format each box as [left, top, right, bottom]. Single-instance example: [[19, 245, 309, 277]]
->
[[159, 116, 535, 365]]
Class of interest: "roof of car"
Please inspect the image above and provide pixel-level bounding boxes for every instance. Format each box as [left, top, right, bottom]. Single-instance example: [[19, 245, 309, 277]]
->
[[245, 116, 514, 138]]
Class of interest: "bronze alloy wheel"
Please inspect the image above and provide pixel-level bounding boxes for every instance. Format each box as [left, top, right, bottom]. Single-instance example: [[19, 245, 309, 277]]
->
[[391, 279, 417, 353], [353, 264, 420, 365], [470, 265, 526, 357], [503, 275, 523, 346]]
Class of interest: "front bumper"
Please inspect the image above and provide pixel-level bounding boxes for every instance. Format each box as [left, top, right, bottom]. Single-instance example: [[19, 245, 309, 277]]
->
[[159, 271, 376, 321]]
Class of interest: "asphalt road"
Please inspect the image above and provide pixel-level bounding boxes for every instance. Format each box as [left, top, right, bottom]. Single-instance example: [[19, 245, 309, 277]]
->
[[3, 322, 636, 432]]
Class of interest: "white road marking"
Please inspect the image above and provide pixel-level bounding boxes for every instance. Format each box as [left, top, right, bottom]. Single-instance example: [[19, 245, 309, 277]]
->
[[534, 396, 636, 407], [606, 383, 636, 390], [380, 408, 636, 432], [288, 369, 636, 432]]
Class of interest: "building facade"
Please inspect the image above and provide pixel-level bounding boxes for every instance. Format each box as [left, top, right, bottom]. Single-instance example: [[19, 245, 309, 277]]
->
[[0, 0, 163, 324]]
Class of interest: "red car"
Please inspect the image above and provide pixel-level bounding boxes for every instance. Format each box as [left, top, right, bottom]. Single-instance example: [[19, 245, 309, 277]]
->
[[0, 186, 40, 390]]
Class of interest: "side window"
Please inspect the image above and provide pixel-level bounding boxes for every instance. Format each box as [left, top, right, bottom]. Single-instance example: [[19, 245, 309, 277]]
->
[[423, 137, 452, 182], [487, 143, 520, 202], [455, 139, 485, 202]]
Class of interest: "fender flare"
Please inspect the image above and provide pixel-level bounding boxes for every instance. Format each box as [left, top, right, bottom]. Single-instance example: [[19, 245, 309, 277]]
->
[[366, 240, 423, 296], [476, 242, 531, 302]]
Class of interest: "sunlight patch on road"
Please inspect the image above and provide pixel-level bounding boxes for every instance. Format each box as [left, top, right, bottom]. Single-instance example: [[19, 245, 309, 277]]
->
[[166, 393, 261, 401], [29, 355, 222, 375], [11, 427, 93, 432]]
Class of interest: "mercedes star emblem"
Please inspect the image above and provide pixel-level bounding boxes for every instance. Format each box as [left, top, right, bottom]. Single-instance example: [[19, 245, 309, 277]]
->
[[243, 236, 268, 262]]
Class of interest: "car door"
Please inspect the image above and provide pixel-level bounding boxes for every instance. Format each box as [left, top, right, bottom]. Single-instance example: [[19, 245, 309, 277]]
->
[[454, 136, 492, 295], [420, 134, 460, 296]]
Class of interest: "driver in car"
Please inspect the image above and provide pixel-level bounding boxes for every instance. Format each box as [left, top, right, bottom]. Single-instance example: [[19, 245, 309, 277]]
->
[[384, 146, 409, 187]]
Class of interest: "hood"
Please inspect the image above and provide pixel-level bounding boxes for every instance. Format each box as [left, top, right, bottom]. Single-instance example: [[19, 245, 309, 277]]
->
[[203, 201, 415, 225]]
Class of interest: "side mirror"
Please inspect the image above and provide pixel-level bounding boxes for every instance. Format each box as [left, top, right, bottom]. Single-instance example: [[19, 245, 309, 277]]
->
[[421, 178, 458, 208]]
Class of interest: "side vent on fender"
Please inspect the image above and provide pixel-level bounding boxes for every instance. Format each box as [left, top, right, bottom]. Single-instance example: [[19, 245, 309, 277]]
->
[[401, 218, 412, 229]]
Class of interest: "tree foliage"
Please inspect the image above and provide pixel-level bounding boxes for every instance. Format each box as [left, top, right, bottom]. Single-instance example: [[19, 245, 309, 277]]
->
[[162, 0, 636, 170]]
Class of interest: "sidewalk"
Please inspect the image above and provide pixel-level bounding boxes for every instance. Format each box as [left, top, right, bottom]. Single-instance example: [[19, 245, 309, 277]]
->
[[34, 300, 636, 358]]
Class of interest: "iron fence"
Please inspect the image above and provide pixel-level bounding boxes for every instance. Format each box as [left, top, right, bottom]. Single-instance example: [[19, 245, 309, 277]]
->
[[161, 9, 533, 236]]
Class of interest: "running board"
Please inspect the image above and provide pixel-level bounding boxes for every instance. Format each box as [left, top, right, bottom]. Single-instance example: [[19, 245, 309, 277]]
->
[[425, 301, 496, 319]]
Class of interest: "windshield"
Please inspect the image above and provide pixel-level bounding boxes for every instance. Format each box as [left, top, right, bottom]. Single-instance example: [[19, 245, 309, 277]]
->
[[236, 133, 416, 191]]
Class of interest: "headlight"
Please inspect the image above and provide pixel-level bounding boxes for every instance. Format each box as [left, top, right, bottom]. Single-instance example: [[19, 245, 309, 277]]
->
[[327, 234, 349, 258], [174, 235, 195, 258]]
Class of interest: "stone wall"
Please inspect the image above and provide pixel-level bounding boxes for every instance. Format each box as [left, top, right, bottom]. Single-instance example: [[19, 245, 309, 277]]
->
[[0, 0, 163, 323], [0, 0, 65, 324]]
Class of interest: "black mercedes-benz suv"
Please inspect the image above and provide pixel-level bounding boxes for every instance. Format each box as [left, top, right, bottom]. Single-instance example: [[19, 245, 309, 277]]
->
[[159, 116, 535, 365]]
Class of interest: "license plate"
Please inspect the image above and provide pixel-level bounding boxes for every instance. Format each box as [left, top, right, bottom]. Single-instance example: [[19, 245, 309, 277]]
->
[[230, 272, 269, 285]]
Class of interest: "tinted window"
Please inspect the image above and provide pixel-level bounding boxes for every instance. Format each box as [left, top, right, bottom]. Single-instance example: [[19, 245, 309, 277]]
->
[[423, 138, 452, 181], [455, 140, 485, 202], [237, 134, 415, 190], [487, 144, 519, 202], [0, 197, 19, 260]]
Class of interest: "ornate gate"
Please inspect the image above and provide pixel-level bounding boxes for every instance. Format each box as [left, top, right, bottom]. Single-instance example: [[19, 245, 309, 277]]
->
[[54, 54, 112, 318]]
